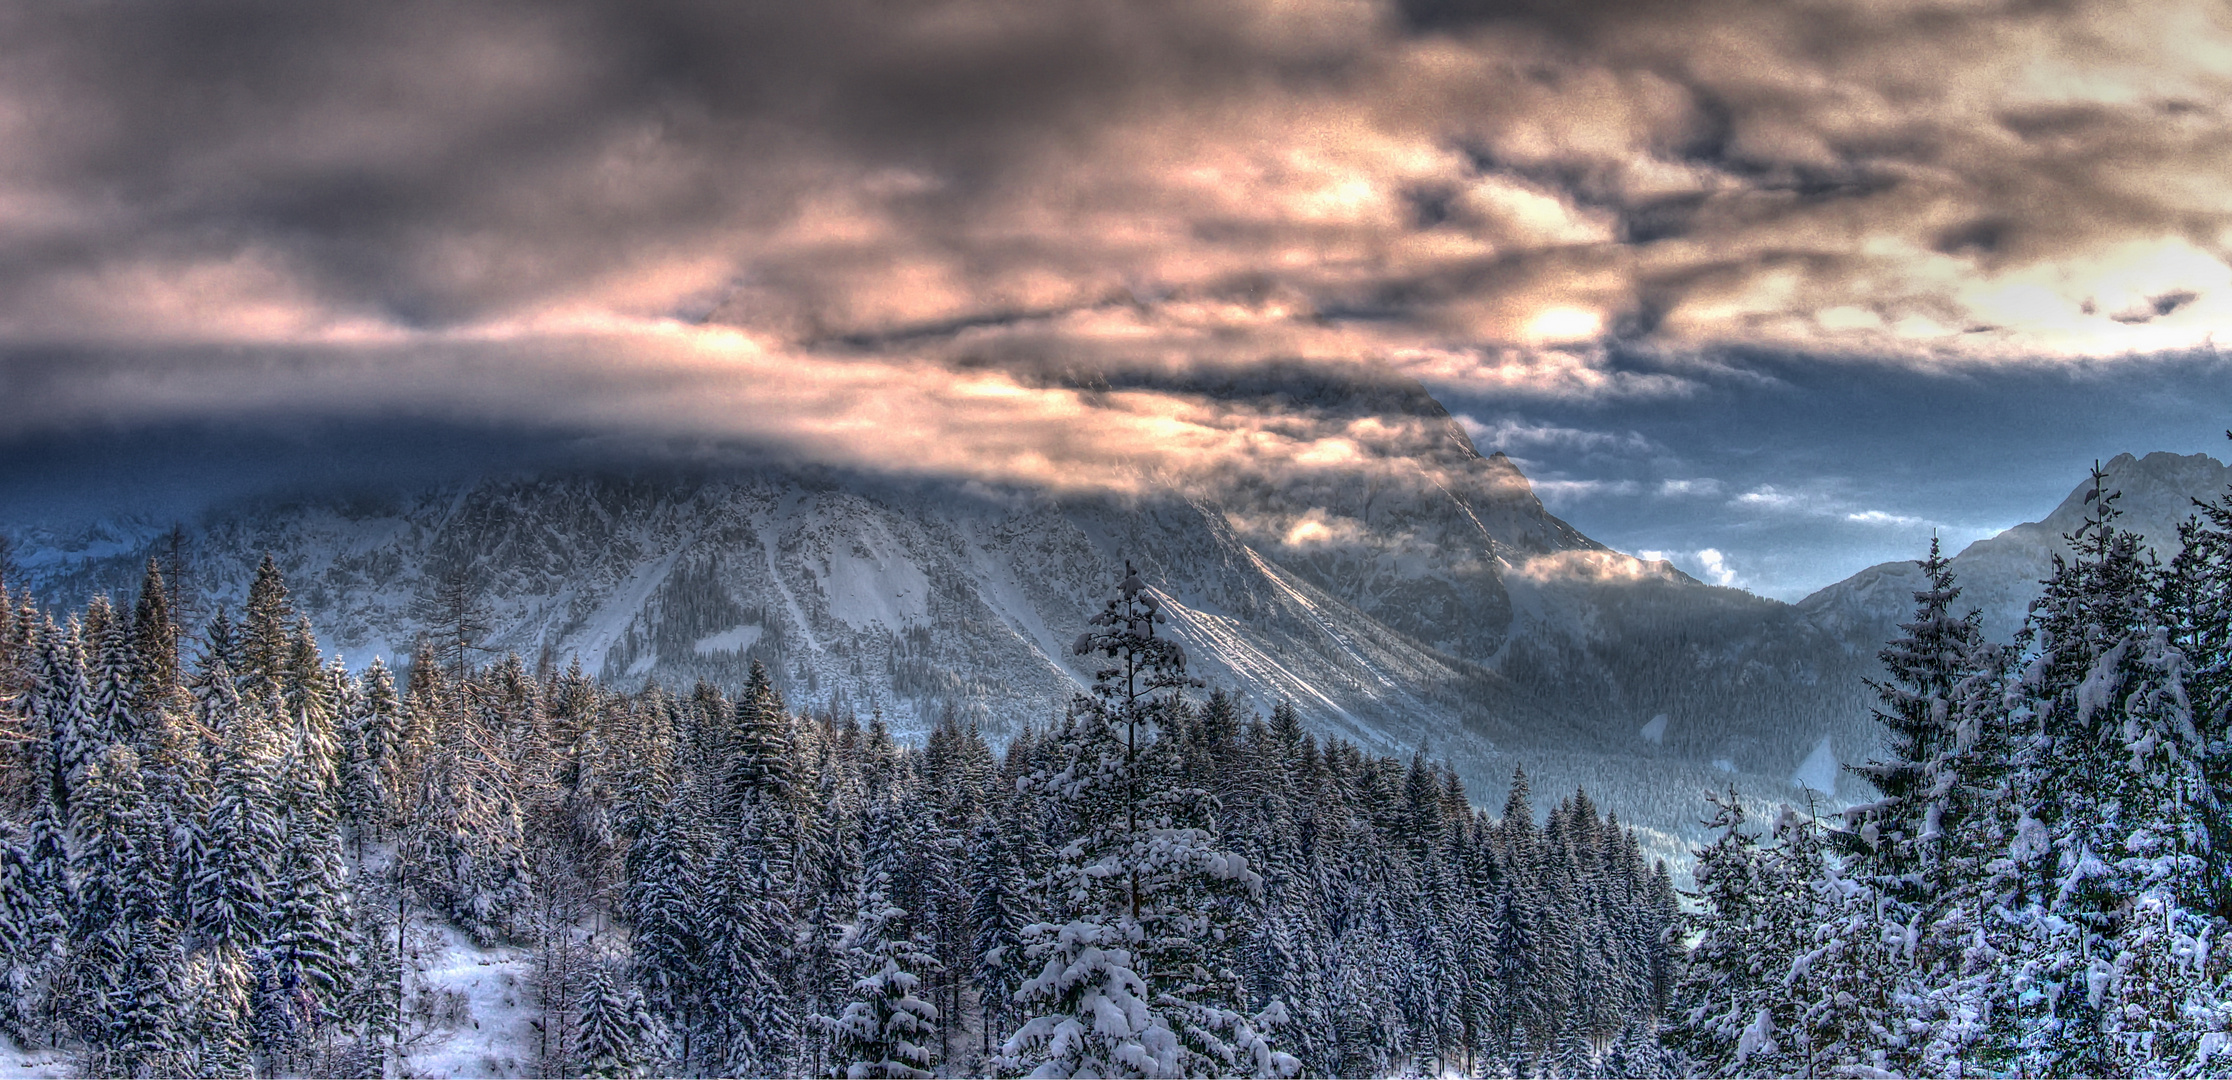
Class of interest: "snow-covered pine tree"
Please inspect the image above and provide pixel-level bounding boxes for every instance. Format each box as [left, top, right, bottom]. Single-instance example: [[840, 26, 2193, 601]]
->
[[2003, 466, 2219, 1075], [83, 597, 142, 755], [821, 796, 941, 1079], [966, 814, 1029, 1062], [794, 758, 867, 1072], [1670, 791, 1820, 1078], [701, 805, 799, 1077], [921, 715, 993, 1058], [1604, 824, 1661, 1032], [396, 655, 534, 949], [130, 557, 182, 717], [574, 960, 662, 1079], [1490, 766, 1559, 1071], [1001, 563, 1293, 1080], [348, 883, 404, 1080], [1220, 716, 1332, 1077], [730, 659, 799, 818], [185, 635, 276, 1075], [2165, 461, 2232, 912], [28, 616, 94, 816], [0, 587, 30, 811], [1266, 701, 1303, 771], [1848, 538, 2002, 886], [1399, 842, 1462, 1075], [0, 809, 67, 1049], [240, 555, 298, 707], [257, 722, 361, 1072], [1542, 796, 1605, 1078], [407, 727, 533, 946], [341, 656, 404, 843], [1804, 537, 2011, 1076], [624, 780, 711, 1072], [65, 743, 189, 1077], [1449, 817, 1504, 1076]]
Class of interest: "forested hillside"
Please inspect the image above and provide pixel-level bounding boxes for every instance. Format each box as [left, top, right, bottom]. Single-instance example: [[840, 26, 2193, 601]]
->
[[0, 557, 1679, 1078], [7, 455, 2232, 1078], [5, 434, 1879, 849], [1673, 466, 2232, 1077]]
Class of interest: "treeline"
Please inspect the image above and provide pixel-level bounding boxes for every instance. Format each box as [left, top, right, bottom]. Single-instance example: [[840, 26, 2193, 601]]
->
[[1672, 466, 2232, 1078], [0, 556, 1681, 1077]]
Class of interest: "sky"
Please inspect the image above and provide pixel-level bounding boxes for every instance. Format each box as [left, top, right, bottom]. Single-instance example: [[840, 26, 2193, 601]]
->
[[2, 0, 2231, 599]]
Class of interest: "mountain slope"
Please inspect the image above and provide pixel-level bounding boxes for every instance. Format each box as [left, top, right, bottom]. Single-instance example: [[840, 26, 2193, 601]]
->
[[1801, 451, 2232, 647], [6, 368, 1888, 853]]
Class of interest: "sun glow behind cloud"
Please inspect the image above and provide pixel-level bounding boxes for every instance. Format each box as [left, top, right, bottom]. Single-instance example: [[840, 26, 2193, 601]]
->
[[2, 0, 2230, 530]]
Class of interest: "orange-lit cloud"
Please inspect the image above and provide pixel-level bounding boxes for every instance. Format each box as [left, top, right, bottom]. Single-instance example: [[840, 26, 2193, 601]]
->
[[2, 0, 2229, 485]]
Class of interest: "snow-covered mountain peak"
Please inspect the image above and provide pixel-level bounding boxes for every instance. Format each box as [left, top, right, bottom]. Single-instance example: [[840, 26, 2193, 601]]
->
[[1801, 449, 2232, 645], [2029, 450, 2231, 544]]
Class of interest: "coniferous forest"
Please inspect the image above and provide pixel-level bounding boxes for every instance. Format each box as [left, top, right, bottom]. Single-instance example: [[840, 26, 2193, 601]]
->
[[2, 465, 2232, 1078]]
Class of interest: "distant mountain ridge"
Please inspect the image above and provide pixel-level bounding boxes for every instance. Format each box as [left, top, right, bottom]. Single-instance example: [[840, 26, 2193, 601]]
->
[[2, 366, 1901, 855], [1800, 450, 2232, 649]]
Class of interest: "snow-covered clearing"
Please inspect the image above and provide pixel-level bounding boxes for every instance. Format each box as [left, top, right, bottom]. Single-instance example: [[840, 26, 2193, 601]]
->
[[0, 1034, 69, 1080], [399, 922, 543, 1079]]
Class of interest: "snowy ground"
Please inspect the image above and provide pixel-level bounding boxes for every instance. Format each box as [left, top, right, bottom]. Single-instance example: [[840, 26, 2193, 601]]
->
[[0, 1033, 70, 1080], [398, 921, 544, 1079]]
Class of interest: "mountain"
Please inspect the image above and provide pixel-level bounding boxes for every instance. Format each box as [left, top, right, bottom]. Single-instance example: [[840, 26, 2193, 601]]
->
[[4, 365, 1880, 856], [1800, 451, 2232, 648]]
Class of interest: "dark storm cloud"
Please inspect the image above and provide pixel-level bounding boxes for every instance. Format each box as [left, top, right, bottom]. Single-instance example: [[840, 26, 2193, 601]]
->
[[0, 1, 1375, 332], [1, 0, 2228, 521]]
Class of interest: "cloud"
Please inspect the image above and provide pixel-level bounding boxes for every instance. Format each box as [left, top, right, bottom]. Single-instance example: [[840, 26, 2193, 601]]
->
[[1655, 478, 1726, 499], [1735, 486, 1808, 511], [0, 319, 1522, 504], [1530, 478, 1645, 504], [1639, 546, 1743, 588], [1456, 414, 1658, 456], [1279, 508, 1372, 549], [1731, 483, 1955, 531], [1694, 548, 1741, 588], [1844, 509, 1929, 527], [3, 0, 2232, 489], [1509, 548, 1685, 584]]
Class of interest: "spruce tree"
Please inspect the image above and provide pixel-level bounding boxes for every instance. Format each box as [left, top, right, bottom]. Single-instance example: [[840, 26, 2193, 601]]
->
[[1002, 564, 1292, 1079], [66, 744, 189, 1077], [574, 962, 661, 1079], [341, 657, 404, 842], [2166, 463, 2232, 913], [702, 807, 799, 1077], [0, 810, 67, 1049], [259, 728, 360, 1070], [131, 557, 182, 718], [1820, 538, 2011, 1075], [241, 555, 297, 698], [821, 797, 941, 1079], [625, 787, 710, 1071], [729, 659, 800, 840], [193, 700, 281, 1073], [965, 814, 1029, 1061], [1670, 791, 1817, 1078], [84, 596, 142, 752], [28, 617, 94, 816], [2004, 467, 2215, 1074]]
